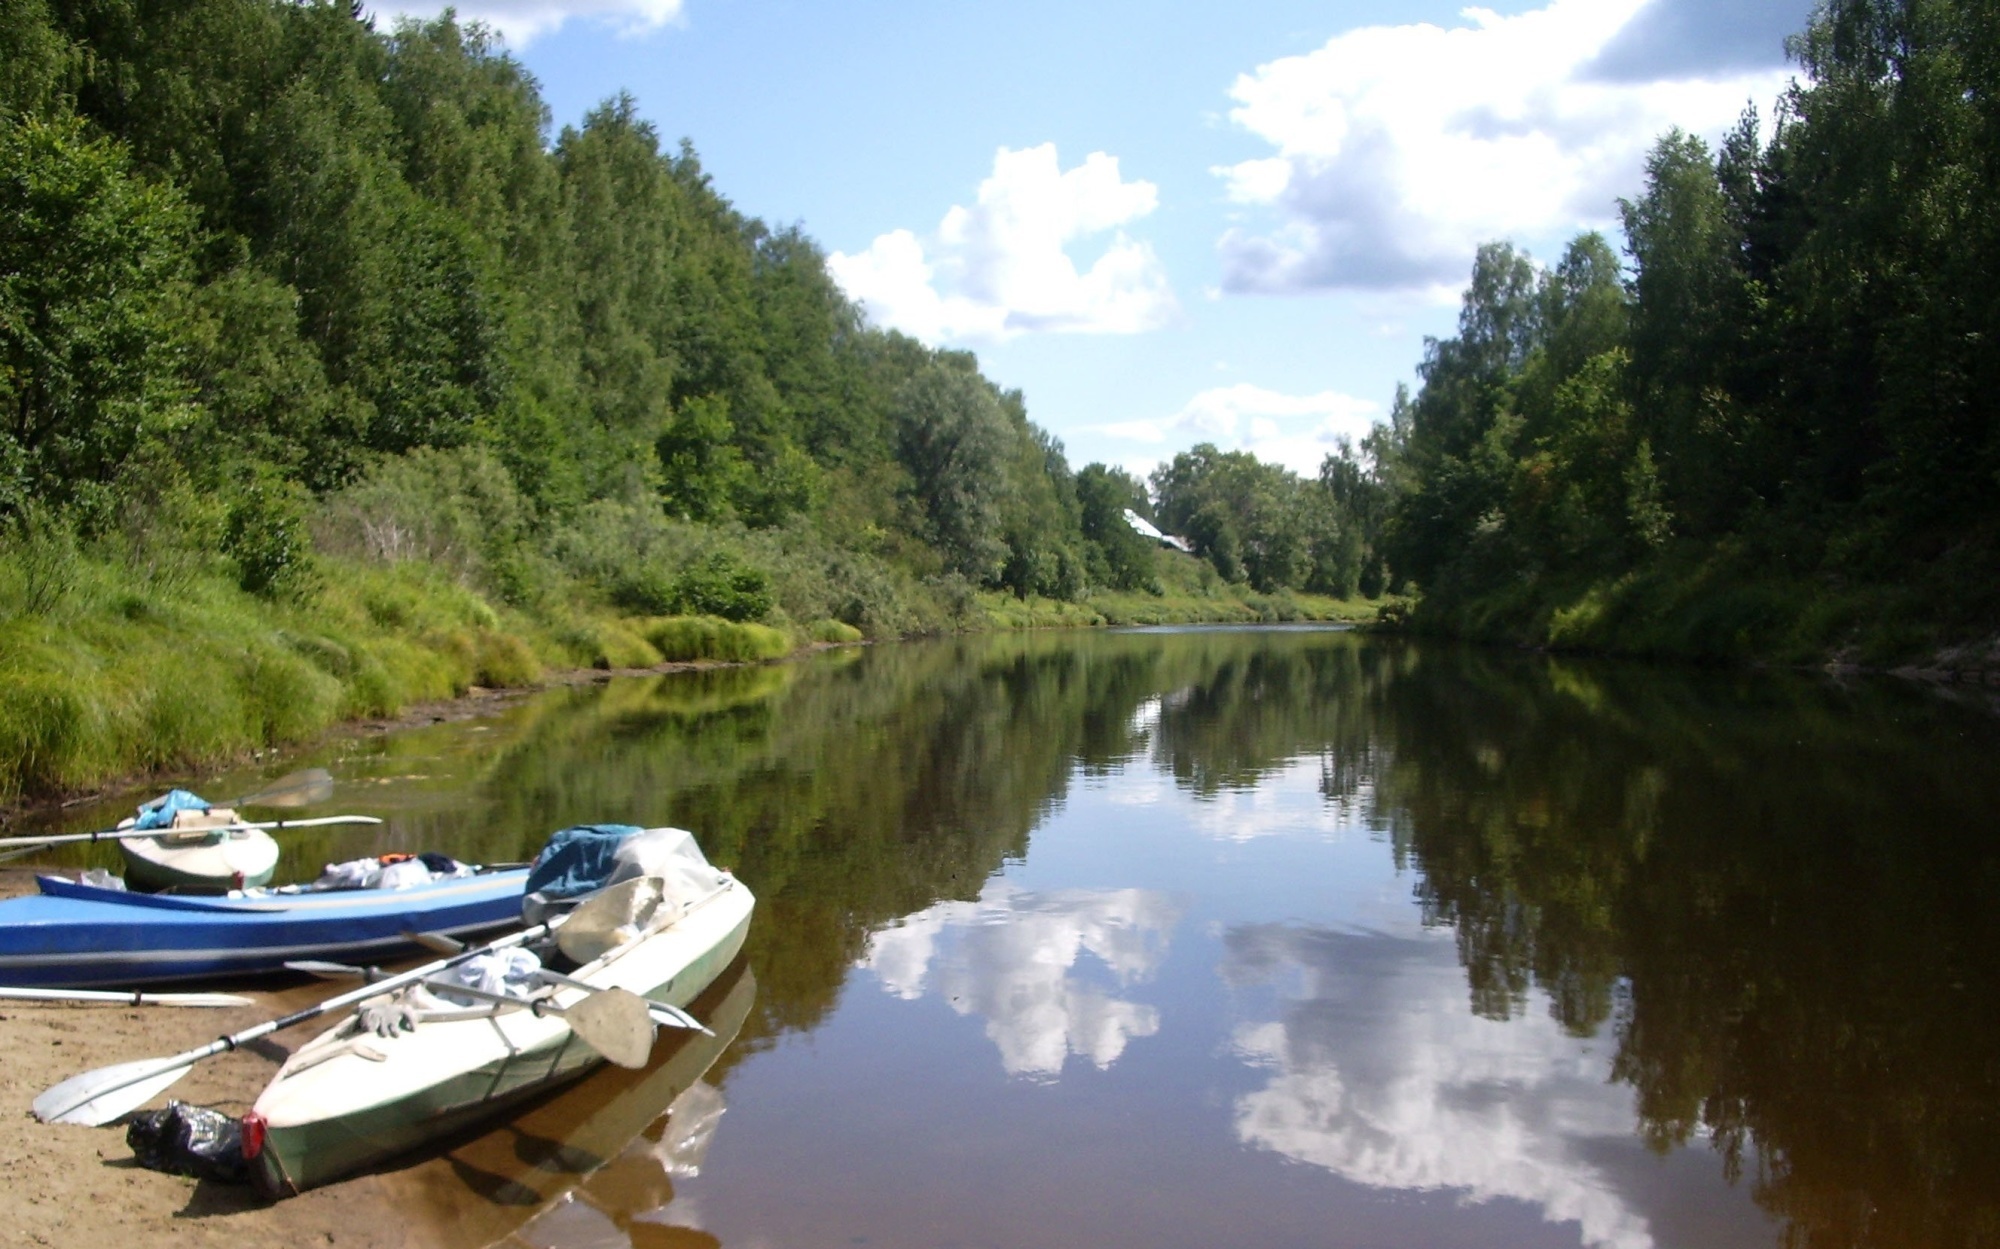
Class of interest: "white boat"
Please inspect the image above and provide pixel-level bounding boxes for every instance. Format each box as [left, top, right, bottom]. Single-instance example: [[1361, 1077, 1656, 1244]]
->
[[116, 806, 280, 891], [241, 828, 754, 1196]]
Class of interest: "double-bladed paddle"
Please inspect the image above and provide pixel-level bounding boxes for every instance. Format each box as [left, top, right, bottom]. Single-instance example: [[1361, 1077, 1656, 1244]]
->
[[31, 876, 712, 1127], [0, 769, 354, 861], [0, 815, 383, 865]]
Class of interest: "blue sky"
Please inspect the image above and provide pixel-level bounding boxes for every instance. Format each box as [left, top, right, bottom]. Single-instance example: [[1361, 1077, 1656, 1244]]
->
[[389, 0, 1811, 480]]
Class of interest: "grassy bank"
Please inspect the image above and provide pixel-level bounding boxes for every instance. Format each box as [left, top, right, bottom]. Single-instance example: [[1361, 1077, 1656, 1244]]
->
[[0, 524, 1392, 804], [0, 540, 809, 802], [1390, 527, 2000, 672]]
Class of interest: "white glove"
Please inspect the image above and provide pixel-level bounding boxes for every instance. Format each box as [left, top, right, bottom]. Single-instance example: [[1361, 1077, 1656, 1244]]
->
[[357, 994, 419, 1037]]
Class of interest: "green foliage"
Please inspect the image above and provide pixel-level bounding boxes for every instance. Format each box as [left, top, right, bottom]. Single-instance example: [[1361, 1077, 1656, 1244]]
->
[[0, 114, 196, 519], [640, 616, 790, 663], [807, 618, 864, 644], [223, 470, 315, 598], [1153, 443, 1345, 593], [890, 362, 1011, 581], [1074, 463, 1157, 592], [1366, 0, 2000, 662]]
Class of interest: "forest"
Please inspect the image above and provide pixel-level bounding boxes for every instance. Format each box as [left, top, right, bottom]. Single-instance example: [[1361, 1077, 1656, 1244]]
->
[[1366, 0, 1999, 663]]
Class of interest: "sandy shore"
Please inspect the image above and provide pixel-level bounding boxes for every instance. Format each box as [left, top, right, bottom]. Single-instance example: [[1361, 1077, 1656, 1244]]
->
[[0, 867, 616, 1248], [0, 871, 436, 1248]]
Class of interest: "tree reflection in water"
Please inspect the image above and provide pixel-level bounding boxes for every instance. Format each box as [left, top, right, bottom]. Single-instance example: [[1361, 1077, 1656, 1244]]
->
[[250, 629, 1998, 1247]]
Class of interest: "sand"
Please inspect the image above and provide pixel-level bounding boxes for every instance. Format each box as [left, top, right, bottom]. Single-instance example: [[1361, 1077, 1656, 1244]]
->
[[0, 870, 430, 1249]]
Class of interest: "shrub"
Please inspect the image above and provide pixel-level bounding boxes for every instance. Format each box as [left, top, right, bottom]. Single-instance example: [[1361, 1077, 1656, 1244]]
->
[[669, 552, 773, 622], [808, 619, 864, 644], [225, 474, 316, 599], [641, 617, 790, 663]]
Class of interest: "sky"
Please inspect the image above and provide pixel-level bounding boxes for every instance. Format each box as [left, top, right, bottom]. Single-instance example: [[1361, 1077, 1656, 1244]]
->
[[383, 0, 1813, 481]]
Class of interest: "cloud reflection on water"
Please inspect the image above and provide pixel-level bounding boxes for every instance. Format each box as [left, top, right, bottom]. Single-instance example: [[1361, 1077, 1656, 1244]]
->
[[861, 882, 1184, 1079], [1223, 923, 1663, 1249]]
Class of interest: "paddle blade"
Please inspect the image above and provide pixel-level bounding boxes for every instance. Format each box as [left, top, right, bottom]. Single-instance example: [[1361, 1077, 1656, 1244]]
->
[[401, 929, 465, 956], [565, 987, 656, 1069], [285, 960, 367, 979], [647, 1001, 714, 1036], [557, 876, 667, 964], [234, 768, 334, 810], [34, 1056, 191, 1126]]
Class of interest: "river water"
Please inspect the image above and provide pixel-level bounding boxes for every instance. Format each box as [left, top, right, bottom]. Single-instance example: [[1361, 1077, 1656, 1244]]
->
[[38, 627, 2000, 1247]]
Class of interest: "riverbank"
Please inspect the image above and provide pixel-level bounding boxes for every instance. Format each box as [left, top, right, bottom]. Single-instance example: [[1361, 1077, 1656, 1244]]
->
[[0, 535, 1388, 812], [1379, 535, 2000, 686]]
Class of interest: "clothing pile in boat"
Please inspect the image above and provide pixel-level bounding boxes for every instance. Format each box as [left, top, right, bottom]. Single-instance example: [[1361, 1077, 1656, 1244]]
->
[[132, 789, 212, 829], [300, 852, 474, 891], [520, 825, 731, 922]]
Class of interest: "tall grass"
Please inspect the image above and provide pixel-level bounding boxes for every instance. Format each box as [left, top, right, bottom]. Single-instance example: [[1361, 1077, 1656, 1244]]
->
[[0, 458, 1389, 802]]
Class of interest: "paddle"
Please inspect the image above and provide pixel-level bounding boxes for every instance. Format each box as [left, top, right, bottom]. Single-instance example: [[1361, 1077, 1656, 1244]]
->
[[283, 960, 654, 1068], [33, 907, 571, 1127], [230, 768, 335, 810], [0, 814, 382, 854], [0, 987, 251, 1008], [0, 767, 348, 861]]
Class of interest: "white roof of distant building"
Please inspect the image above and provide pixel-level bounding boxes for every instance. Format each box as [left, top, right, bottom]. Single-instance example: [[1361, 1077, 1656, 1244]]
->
[[1124, 508, 1193, 552]]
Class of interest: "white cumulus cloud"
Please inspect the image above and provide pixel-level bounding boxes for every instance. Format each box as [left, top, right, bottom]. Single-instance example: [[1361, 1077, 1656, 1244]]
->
[[1215, 0, 1797, 293], [860, 881, 1184, 1079], [1097, 383, 1378, 477], [829, 144, 1177, 345], [381, 0, 683, 46]]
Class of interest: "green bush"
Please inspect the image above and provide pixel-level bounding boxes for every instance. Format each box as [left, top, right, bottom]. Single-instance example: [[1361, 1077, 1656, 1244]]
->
[[224, 474, 316, 599], [808, 619, 864, 644], [669, 552, 773, 622], [640, 616, 791, 663]]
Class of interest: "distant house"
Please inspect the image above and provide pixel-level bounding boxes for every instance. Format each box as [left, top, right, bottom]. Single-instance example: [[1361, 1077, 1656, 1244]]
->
[[1123, 508, 1193, 553]]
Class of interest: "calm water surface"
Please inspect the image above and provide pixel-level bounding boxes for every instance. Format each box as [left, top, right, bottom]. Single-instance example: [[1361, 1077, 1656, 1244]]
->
[[38, 627, 2000, 1248]]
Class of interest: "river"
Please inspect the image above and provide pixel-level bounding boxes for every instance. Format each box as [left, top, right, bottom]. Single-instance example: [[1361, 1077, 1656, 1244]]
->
[[34, 626, 2000, 1247]]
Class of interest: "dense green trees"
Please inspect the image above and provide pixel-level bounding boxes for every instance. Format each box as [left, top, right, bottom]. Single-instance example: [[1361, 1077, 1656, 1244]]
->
[[1151, 443, 1371, 597], [0, 0, 1162, 623], [0, 115, 195, 517], [1371, 0, 2000, 659]]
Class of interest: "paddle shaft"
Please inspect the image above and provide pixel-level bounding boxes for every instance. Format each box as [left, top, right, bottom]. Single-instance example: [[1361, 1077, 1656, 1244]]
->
[[0, 987, 250, 1007], [0, 814, 382, 851]]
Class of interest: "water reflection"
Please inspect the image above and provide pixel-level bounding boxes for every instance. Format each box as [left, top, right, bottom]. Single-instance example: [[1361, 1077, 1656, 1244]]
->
[[28, 628, 2000, 1247], [861, 883, 1183, 1078], [1223, 924, 1720, 1249]]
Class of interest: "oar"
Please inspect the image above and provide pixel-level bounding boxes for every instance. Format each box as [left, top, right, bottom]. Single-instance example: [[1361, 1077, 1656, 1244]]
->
[[0, 987, 252, 1008], [285, 960, 654, 1068], [230, 768, 335, 810], [33, 915, 561, 1128], [0, 814, 383, 853]]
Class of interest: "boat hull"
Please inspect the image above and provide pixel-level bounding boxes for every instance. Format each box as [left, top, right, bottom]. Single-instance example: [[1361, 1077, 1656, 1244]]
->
[[0, 869, 531, 987], [118, 828, 280, 891], [249, 880, 754, 1196]]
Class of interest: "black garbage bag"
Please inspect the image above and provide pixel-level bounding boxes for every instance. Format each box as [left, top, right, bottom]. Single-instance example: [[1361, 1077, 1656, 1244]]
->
[[126, 1100, 248, 1184]]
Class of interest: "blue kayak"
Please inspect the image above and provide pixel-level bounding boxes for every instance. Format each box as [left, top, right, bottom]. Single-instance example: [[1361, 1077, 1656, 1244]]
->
[[0, 869, 530, 988]]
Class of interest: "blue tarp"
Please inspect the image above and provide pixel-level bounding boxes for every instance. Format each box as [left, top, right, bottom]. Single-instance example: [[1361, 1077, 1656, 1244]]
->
[[133, 790, 211, 831], [524, 824, 645, 901]]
